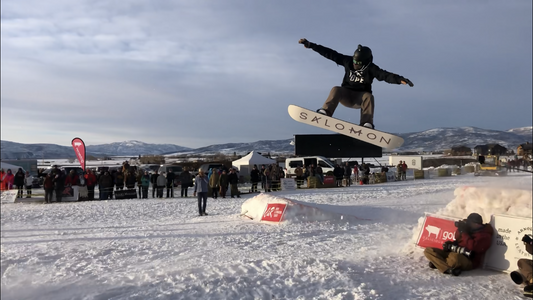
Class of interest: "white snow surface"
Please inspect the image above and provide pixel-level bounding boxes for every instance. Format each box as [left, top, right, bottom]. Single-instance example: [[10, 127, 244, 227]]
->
[[1, 173, 532, 300]]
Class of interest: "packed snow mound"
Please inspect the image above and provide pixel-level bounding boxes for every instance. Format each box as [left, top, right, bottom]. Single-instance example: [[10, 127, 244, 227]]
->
[[241, 193, 367, 224], [405, 185, 532, 254]]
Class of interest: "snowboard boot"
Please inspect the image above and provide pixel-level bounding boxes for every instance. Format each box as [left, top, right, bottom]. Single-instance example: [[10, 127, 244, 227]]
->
[[444, 268, 462, 276], [203, 212, 208, 216], [524, 285, 533, 298], [362, 122, 375, 129], [428, 262, 437, 269]]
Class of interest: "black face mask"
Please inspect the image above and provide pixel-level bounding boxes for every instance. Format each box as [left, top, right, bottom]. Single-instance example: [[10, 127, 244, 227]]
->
[[353, 63, 364, 70]]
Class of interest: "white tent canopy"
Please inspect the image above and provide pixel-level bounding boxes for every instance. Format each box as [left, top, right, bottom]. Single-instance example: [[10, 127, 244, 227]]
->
[[1, 162, 25, 173], [232, 151, 276, 174]]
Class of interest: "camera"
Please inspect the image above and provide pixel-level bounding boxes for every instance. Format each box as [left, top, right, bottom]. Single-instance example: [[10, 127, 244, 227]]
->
[[450, 245, 473, 258], [454, 220, 466, 228]]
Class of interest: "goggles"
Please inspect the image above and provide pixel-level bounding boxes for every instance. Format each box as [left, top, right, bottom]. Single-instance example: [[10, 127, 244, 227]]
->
[[353, 59, 363, 65]]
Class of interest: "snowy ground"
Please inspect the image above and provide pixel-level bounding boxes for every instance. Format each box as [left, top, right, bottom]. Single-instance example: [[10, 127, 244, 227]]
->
[[1, 173, 532, 300]]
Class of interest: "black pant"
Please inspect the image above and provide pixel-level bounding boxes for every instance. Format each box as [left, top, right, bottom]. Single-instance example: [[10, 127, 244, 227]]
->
[[157, 187, 164, 198], [45, 189, 54, 203], [251, 182, 258, 192], [26, 185, 32, 197], [181, 185, 188, 197], [17, 186, 24, 198], [197, 192, 207, 214], [138, 185, 142, 198], [142, 186, 148, 199], [211, 186, 218, 199], [166, 187, 174, 198], [152, 185, 157, 198], [55, 188, 63, 202], [87, 185, 95, 200]]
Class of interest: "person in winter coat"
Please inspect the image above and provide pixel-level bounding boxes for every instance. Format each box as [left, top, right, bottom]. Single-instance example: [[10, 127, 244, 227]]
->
[[98, 171, 114, 200], [136, 170, 143, 198], [194, 169, 209, 216], [43, 173, 54, 203], [65, 170, 79, 187], [264, 166, 272, 192], [228, 168, 240, 198], [333, 164, 344, 187], [294, 166, 304, 188], [218, 169, 229, 198], [156, 172, 166, 198], [250, 165, 261, 193], [316, 165, 324, 185], [14, 168, 25, 198], [125, 169, 137, 190], [3, 169, 15, 190], [24, 171, 34, 198], [179, 168, 192, 198], [396, 161, 403, 181], [150, 171, 160, 198], [166, 170, 175, 198], [114, 170, 125, 191], [209, 168, 220, 199], [84, 169, 97, 200], [343, 162, 352, 187], [510, 234, 533, 297], [402, 161, 408, 180], [353, 161, 360, 183], [298, 38, 413, 129], [260, 165, 267, 190], [424, 213, 494, 276], [141, 171, 151, 199], [53, 169, 65, 202], [0, 168, 5, 190]]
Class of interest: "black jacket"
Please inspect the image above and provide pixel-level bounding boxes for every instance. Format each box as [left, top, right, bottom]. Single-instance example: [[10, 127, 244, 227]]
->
[[310, 43, 406, 93], [250, 169, 261, 183], [228, 173, 239, 185]]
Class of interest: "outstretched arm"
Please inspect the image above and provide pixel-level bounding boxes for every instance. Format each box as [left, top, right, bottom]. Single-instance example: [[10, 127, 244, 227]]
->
[[298, 38, 348, 66], [370, 64, 414, 87]]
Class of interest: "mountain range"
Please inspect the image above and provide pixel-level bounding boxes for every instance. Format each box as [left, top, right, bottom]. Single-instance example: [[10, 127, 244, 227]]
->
[[1, 126, 531, 159]]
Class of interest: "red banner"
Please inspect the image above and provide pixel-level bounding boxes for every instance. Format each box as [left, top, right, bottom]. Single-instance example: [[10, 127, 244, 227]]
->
[[416, 214, 460, 249], [323, 176, 335, 185], [71, 137, 86, 171], [261, 203, 287, 223]]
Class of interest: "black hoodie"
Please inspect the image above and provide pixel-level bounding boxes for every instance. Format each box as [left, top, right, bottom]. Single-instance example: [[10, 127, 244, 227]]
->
[[310, 43, 406, 93]]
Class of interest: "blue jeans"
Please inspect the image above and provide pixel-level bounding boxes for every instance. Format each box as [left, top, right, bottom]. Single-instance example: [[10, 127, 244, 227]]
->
[[197, 192, 207, 214]]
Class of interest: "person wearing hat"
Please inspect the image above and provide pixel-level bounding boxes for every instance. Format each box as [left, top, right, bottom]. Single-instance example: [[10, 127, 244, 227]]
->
[[423, 213, 494, 276], [298, 38, 413, 129], [193, 169, 209, 216]]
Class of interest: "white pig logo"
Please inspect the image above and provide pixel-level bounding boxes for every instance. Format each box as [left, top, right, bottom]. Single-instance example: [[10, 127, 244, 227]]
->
[[425, 225, 441, 238]]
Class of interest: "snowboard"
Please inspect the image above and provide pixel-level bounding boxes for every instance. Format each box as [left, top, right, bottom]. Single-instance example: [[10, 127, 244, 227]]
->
[[288, 105, 404, 150]]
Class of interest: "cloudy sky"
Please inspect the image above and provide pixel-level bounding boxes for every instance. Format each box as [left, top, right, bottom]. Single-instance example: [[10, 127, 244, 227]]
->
[[1, 0, 531, 148]]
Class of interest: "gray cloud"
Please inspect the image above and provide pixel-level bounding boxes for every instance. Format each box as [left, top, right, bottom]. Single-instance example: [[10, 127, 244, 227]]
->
[[1, 0, 531, 148]]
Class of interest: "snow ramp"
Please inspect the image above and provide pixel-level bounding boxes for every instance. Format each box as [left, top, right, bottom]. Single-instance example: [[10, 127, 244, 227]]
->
[[240, 193, 370, 224]]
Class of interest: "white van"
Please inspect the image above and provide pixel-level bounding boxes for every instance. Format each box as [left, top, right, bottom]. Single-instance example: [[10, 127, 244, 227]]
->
[[285, 156, 336, 176]]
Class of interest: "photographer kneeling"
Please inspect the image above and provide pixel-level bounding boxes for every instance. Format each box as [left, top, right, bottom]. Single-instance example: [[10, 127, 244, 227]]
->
[[423, 213, 494, 276], [510, 234, 533, 298]]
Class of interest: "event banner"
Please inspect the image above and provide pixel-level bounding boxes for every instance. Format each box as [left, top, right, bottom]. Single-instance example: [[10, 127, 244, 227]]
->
[[71, 137, 86, 171], [483, 214, 533, 273], [261, 203, 287, 223], [416, 214, 460, 249]]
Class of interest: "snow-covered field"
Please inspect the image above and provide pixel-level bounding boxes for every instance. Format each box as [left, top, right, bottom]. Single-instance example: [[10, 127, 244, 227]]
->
[[1, 173, 532, 300]]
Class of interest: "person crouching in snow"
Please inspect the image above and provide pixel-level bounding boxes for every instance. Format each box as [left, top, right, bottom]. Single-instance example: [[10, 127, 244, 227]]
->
[[510, 234, 533, 298], [424, 213, 493, 276]]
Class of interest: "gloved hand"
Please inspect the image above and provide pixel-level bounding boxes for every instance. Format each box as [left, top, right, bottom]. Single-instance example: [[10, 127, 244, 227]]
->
[[298, 38, 313, 49], [401, 78, 414, 87], [442, 241, 453, 252], [522, 234, 532, 244]]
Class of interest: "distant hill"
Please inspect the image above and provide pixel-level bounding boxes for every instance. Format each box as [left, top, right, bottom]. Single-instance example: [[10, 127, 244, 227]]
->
[[1, 126, 531, 159]]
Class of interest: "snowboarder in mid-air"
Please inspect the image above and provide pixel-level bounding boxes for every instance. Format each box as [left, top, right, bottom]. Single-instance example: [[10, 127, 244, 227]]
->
[[298, 38, 414, 129]]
